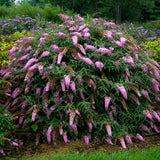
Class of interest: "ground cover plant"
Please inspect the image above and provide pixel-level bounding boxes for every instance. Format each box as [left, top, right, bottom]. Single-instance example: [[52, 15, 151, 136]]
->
[[0, 14, 160, 157]]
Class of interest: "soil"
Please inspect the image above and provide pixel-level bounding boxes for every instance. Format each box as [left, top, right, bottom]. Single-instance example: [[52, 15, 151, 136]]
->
[[4, 133, 160, 159]]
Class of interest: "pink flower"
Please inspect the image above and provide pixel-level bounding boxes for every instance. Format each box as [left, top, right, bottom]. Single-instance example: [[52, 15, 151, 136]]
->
[[136, 133, 145, 141], [152, 111, 160, 122], [75, 15, 84, 21], [125, 134, 133, 144], [111, 105, 116, 115], [69, 110, 76, 126], [90, 79, 96, 89], [152, 79, 159, 93], [69, 32, 82, 37], [55, 32, 68, 38], [141, 64, 148, 72], [77, 75, 83, 85], [78, 24, 88, 31], [70, 81, 76, 93], [0, 149, 6, 156], [40, 51, 50, 58], [24, 46, 32, 53], [64, 20, 75, 25], [84, 43, 96, 50], [135, 54, 138, 60], [97, 48, 112, 56], [41, 33, 48, 36], [51, 44, 59, 51], [79, 88, 85, 99], [105, 138, 114, 145], [71, 36, 78, 46], [104, 30, 113, 40], [47, 125, 53, 144], [150, 121, 159, 133], [58, 14, 70, 20], [83, 57, 93, 65], [71, 124, 78, 133], [61, 79, 66, 92], [32, 108, 38, 122], [119, 136, 126, 149], [87, 122, 93, 133], [122, 56, 135, 67], [83, 32, 90, 39], [64, 75, 71, 89], [116, 84, 127, 100], [104, 97, 112, 110], [38, 37, 45, 47], [24, 58, 38, 69], [77, 44, 86, 55], [115, 60, 120, 67], [57, 53, 63, 64], [143, 110, 152, 120], [38, 64, 43, 75], [12, 141, 19, 146], [125, 68, 130, 77], [141, 124, 150, 133], [106, 122, 112, 137], [36, 88, 41, 96], [84, 136, 89, 145], [63, 132, 68, 143], [44, 81, 50, 92], [104, 22, 116, 28], [95, 61, 104, 71], [9, 46, 18, 54], [12, 88, 22, 98], [69, 26, 78, 31], [141, 89, 151, 102]]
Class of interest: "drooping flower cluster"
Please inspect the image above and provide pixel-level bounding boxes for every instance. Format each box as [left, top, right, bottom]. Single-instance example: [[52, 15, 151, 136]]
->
[[1, 14, 160, 152]]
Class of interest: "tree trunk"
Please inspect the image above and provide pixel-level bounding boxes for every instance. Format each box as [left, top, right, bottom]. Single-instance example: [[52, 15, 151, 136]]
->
[[116, 4, 122, 24]]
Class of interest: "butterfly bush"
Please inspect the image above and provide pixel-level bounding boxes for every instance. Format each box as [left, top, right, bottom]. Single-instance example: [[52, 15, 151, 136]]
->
[[0, 14, 160, 151]]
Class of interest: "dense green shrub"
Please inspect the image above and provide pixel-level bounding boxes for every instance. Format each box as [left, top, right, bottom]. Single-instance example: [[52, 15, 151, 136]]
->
[[0, 15, 160, 152]]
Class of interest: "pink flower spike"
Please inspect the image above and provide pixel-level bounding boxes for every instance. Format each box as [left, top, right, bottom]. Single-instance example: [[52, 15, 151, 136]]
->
[[83, 58, 93, 66], [125, 134, 133, 144], [104, 97, 112, 111], [141, 125, 150, 133], [77, 44, 86, 55], [24, 58, 38, 69], [61, 79, 66, 92], [87, 122, 93, 133], [78, 24, 88, 31], [12, 141, 19, 146], [64, 75, 71, 89], [57, 53, 63, 64], [105, 138, 114, 145], [64, 20, 75, 25], [97, 48, 112, 56], [36, 88, 41, 96], [69, 32, 82, 37], [84, 136, 89, 145], [47, 125, 53, 144], [63, 132, 68, 143], [116, 84, 127, 100], [32, 108, 37, 122], [70, 81, 76, 93], [143, 110, 153, 120], [51, 44, 59, 51], [83, 32, 90, 39], [95, 61, 104, 71], [69, 111, 76, 126], [122, 56, 135, 67], [152, 79, 159, 93], [106, 123, 112, 137], [141, 89, 151, 102], [71, 36, 78, 46], [58, 14, 70, 20], [84, 43, 96, 50], [69, 26, 78, 31], [119, 136, 127, 149], [4, 113, 8, 117], [104, 30, 113, 40], [55, 32, 68, 38], [152, 111, 160, 122], [41, 33, 48, 36], [38, 37, 45, 47], [75, 15, 84, 21], [141, 64, 148, 72], [136, 133, 145, 141], [0, 149, 6, 156], [40, 51, 50, 58], [75, 110, 81, 116], [59, 127, 63, 135]]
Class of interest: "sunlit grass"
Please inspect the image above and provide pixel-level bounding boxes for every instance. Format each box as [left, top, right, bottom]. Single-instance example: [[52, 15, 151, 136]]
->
[[7, 146, 160, 160]]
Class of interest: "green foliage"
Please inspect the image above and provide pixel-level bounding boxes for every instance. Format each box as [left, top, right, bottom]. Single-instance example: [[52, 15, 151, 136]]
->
[[0, 31, 34, 67], [141, 39, 160, 64], [0, 2, 75, 23]]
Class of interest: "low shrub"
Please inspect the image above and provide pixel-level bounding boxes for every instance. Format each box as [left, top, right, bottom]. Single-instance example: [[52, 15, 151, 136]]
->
[[0, 30, 34, 67], [140, 39, 160, 64], [0, 15, 160, 154]]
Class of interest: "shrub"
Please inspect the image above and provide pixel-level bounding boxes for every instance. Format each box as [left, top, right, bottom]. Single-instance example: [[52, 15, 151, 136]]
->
[[0, 30, 34, 67], [140, 39, 160, 64], [1, 14, 160, 150], [0, 78, 18, 157]]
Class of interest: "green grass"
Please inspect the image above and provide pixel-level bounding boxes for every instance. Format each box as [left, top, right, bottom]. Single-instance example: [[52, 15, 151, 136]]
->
[[7, 146, 160, 160]]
